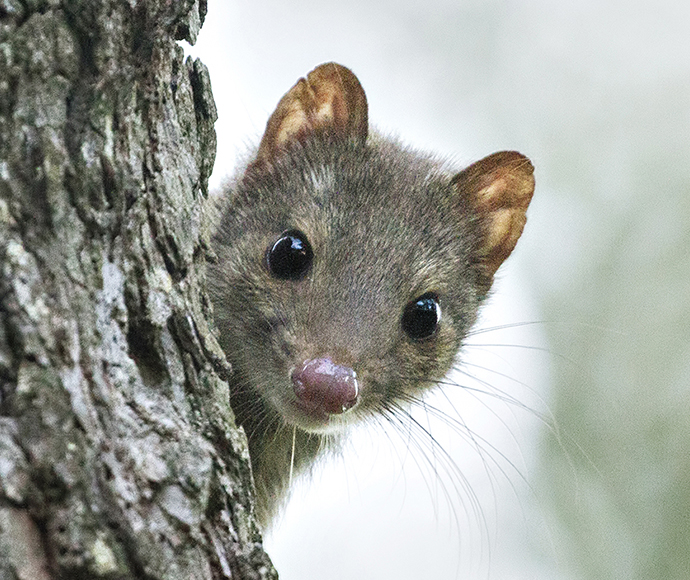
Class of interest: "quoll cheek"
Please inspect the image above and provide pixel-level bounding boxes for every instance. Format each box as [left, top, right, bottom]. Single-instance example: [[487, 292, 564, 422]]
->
[[397, 324, 460, 390]]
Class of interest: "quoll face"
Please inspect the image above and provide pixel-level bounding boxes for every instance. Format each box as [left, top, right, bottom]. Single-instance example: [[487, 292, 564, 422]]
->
[[211, 135, 485, 434]]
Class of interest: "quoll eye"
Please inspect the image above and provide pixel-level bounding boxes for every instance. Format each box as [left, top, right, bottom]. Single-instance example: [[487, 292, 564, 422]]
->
[[267, 229, 313, 280], [401, 292, 441, 340]]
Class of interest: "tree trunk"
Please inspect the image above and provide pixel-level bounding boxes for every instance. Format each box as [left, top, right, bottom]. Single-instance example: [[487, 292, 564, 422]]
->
[[0, 1, 277, 578]]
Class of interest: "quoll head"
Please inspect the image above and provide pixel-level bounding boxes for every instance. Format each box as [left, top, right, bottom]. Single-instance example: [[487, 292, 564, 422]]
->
[[209, 63, 534, 434]]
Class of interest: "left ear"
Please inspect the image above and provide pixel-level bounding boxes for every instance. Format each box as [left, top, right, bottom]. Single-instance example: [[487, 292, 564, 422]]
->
[[452, 151, 535, 278], [254, 62, 368, 167]]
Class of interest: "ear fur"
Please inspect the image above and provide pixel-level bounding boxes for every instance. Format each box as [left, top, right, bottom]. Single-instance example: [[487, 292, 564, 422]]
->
[[452, 151, 535, 278], [254, 62, 368, 166]]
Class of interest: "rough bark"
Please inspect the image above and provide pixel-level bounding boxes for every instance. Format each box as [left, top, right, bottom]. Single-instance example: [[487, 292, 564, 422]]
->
[[0, 1, 277, 578]]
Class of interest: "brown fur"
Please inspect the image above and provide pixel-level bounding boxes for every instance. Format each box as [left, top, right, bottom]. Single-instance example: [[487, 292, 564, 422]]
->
[[208, 63, 534, 527]]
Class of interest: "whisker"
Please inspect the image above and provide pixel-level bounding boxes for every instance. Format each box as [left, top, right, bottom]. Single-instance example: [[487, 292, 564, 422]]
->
[[468, 318, 624, 337], [466, 342, 564, 357], [289, 426, 296, 486], [455, 342, 599, 475], [415, 391, 503, 526], [466, 320, 547, 337], [448, 365, 552, 427], [401, 391, 532, 494], [380, 401, 491, 558]]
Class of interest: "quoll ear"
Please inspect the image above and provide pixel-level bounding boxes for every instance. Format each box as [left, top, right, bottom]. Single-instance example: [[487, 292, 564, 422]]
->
[[452, 151, 535, 278], [254, 62, 369, 166]]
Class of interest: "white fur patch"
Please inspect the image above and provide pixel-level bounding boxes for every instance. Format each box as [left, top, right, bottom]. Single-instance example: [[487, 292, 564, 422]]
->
[[308, 166, 335, 194]]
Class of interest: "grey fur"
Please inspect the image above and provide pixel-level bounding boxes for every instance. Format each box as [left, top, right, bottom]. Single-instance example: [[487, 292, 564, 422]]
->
[[208, 131, 496, 527]]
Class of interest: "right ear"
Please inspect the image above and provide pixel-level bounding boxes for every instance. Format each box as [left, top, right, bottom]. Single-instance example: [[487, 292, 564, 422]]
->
[[451, 151, 535, 279], [254, 62, 368, 166]]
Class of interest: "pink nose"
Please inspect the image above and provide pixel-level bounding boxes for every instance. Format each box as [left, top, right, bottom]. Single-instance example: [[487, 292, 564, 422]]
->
[[291, 358, 359, 415]]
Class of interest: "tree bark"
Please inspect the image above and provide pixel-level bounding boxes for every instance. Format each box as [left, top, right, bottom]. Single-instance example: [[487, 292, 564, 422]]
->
[[0, 1, 277, 578]]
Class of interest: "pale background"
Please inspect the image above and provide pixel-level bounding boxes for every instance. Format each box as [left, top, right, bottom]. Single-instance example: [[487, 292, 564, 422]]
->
[[185, 1, 690, 578]]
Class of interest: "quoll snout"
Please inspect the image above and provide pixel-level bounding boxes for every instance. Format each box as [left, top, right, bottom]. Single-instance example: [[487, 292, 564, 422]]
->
[[291, 357, 360, 416]]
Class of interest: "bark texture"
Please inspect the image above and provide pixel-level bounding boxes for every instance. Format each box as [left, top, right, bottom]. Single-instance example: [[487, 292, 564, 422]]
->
[[0, 1, 277, 578]]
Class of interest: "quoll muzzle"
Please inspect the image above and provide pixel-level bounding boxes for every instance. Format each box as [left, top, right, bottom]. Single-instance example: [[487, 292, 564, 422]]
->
[[291, 357, 360, 416]]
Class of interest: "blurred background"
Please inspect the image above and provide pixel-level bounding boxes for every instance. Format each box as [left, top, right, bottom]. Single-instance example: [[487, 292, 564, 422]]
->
[[186, 1, 690, 578]]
